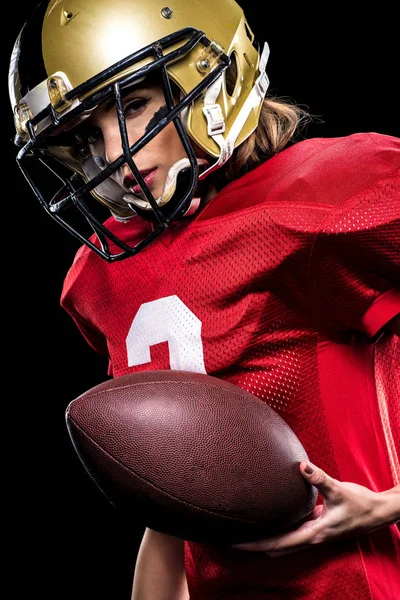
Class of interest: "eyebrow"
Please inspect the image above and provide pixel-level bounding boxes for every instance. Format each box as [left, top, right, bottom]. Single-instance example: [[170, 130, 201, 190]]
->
[[102, 83, 149, 113]]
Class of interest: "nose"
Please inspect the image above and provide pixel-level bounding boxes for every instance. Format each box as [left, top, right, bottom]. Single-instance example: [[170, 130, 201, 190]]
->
[[102, 126, 124, 165]]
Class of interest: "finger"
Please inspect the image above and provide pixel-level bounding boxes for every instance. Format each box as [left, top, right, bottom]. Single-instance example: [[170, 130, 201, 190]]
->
[[308, 503, 325, 520], [233, 519, 322, 552], [265, 544, 310, 558], [232, 502, 325, 552], [232, 513, 326, 552], [231, 538, 272, 552], [300, 461, 339, 500]]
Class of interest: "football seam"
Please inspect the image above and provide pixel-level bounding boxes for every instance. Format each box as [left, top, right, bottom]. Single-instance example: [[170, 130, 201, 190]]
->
[[67, 415, 282, 525]]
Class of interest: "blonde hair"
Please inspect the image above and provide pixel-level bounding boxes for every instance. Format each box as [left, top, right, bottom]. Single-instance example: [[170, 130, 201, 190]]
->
[[212, 96, 311, 188]]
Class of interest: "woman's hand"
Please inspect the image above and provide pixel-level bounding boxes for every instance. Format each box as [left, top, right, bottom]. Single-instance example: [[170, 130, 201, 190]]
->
[[232, 461, 400, 557]]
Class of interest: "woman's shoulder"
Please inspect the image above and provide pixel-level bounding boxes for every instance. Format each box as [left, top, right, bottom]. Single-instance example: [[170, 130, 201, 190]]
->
[[199, 132, 399, 221], [268, 132, 399, 181], [279, 131, 400, 206], [291, 131, 399, 166]]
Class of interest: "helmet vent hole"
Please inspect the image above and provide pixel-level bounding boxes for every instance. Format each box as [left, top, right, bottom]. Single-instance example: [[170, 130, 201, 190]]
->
[[225, 52, 238, 97], [244, 21, 254, 43]]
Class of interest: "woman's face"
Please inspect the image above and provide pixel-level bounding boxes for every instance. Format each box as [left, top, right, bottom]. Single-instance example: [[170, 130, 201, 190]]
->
[[81, 81, 206, 202]]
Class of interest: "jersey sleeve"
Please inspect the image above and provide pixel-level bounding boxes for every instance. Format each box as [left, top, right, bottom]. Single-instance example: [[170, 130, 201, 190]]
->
[[60, 300, 115, 376], [60, 248, 112, 368], [64, 305, 109, 357], [309, 164, 400, 340]]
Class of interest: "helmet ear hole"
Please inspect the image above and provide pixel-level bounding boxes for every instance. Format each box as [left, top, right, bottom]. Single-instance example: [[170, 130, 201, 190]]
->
[[225, 52, 239, 97]]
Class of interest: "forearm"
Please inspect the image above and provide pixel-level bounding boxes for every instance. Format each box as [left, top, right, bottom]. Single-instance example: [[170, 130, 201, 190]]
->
[[131, 528, 189, 600]]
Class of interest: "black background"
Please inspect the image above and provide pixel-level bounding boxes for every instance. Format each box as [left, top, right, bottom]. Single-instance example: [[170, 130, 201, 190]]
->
[[5, 2, 398, 599]]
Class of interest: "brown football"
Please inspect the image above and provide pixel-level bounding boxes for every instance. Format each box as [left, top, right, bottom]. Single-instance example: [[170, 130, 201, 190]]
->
[[65, 370, 317, 544]]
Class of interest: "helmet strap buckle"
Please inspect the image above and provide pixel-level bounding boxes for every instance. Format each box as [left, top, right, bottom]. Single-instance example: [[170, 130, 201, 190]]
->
[[202, 103, 226, 136]]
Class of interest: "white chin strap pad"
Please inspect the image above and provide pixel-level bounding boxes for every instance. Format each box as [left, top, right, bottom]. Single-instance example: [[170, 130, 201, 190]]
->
[[123, 157, 209, 211]]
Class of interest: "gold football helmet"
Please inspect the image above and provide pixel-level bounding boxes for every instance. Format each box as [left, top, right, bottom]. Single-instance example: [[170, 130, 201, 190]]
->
[[9, 0, 269, 261]]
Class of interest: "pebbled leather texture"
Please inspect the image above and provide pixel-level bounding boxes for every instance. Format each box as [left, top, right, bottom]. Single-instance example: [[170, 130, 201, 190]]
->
[[65, 370, 317, 544]]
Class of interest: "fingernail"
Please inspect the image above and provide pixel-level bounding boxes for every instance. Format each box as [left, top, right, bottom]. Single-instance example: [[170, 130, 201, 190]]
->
[[304, 462, 314, 474]]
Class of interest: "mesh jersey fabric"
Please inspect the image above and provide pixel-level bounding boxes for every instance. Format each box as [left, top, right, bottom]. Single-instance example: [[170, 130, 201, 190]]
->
[[61, 132, 400, 599]]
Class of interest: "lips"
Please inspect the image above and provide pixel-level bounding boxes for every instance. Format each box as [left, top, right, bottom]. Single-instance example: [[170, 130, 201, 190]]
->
[[124, 168, 157, 195]]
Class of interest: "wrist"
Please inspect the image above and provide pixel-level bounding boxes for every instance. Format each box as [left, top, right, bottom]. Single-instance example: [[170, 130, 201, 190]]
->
[[376, 485, 400, 527]]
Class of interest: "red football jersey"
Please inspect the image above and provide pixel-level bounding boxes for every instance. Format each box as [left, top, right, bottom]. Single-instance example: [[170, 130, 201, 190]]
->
[[61, 132, 400, 599]]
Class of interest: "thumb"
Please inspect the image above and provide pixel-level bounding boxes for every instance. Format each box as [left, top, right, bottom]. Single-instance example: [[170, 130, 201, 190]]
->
[[300, 460, 338, 499]]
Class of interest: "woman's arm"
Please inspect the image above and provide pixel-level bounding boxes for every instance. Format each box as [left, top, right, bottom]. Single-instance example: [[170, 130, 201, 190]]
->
[[232, 461, 400, 557], [131, 528, 189, 600]]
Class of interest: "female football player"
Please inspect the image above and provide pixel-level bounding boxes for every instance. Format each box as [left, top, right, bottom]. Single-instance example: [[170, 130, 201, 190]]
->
[[9, 0, 399, 599]]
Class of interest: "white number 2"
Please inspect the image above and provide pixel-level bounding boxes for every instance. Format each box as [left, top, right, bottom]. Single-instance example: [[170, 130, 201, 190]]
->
[[126, 295, 207, 373]]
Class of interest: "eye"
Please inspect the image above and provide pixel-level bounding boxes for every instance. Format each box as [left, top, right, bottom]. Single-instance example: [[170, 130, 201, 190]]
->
[[75, 126, 102, 146], [124, 97, 150, 116], [86, 127, 102, 144]]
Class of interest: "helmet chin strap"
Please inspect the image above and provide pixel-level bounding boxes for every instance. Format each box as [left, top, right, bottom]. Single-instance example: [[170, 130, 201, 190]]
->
[[200, 42, 270, 180]]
